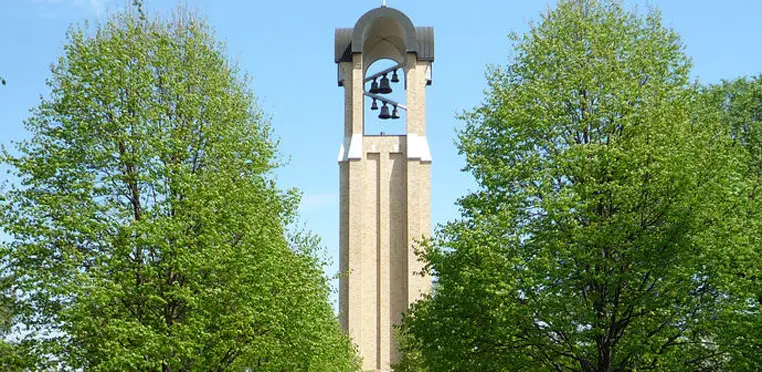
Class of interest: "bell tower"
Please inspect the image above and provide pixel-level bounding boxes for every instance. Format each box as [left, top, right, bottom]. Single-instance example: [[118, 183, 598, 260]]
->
[[335, 5, 434, 372]]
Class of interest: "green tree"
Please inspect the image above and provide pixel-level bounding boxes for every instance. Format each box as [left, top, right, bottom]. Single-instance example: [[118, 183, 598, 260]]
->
[[0, 7, 358, 371], [399, 0, 758, 371], [701, 76, 762, 370]]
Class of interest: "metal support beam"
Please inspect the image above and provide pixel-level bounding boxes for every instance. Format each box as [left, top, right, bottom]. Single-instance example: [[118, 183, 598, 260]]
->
[[363, 63, 404, 83], [364, 92, 407, 110]]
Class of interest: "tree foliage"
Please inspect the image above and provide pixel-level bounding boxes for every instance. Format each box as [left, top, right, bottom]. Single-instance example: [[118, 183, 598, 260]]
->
[[710, 76, 762, 174], [0, 7, 358, 371], [701, 75, 762, 370], [399, 1, 760, 371]]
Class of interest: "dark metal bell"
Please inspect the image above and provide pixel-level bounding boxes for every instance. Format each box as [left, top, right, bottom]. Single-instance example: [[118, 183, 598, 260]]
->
[[369, 79, 379, 94], [371, 99, 378, 110], [378, 74, 392, 94], [391, 69, 399, 83], [391, 105, 400, 119], [378, 103, 391, 119]]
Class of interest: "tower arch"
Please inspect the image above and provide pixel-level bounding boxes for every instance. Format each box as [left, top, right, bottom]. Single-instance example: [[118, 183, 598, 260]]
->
[[352, 7, 418, 58]]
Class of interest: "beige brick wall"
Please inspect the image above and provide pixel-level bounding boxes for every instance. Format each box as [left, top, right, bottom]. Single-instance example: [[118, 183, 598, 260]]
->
[[340, 136, 432, 372]]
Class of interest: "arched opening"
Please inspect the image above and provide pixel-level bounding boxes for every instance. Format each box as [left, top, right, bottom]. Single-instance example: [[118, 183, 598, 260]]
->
[[364, 58, 406, 136]]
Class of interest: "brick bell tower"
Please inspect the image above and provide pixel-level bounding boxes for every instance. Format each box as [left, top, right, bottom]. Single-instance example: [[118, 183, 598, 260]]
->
[[335, 5, 434, 371]]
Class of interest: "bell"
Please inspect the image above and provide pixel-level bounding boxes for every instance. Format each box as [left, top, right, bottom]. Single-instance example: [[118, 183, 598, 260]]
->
[[369, 79, 379, 94], [391, 105, 400, 119], [378, 74, 392, 94], [391, 69, 400, 83], [371, 99, 378, 110], [378, 103, 391, 119]]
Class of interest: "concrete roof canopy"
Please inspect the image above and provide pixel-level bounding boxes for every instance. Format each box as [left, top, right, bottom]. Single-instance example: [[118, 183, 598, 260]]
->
[[334, 7, 434, 64]]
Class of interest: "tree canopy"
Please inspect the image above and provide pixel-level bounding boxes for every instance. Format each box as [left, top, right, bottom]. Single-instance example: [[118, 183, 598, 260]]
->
[[397, 0, 761, 371], [0, 7, 358, 371]]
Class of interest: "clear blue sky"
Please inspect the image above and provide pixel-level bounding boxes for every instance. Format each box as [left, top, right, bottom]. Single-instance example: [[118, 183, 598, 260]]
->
[[2, 0, 762, 302]]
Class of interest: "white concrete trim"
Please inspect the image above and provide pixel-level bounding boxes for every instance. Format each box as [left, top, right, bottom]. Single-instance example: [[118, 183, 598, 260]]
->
[[337, 137, 348, 162], [348, 134, 363, 160], [407, 133, 432, 162], [338, 134, 364, 162]]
